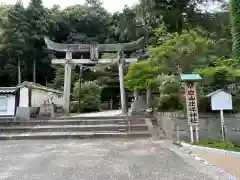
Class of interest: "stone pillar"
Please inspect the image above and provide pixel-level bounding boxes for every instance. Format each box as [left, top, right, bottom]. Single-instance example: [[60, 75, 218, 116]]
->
[[63, 51, 72, 115], [146, 85, 151, 108], [134, 90, 139, 100], [118, 52, 127, 115]]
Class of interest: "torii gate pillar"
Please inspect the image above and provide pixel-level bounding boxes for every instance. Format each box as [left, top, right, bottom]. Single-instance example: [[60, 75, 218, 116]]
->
[[63, 51, 73, 115], [118, 52, 128, 115]]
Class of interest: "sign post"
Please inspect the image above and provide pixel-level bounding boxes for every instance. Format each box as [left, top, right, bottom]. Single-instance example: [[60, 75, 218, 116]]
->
[[180, 74, 202, 143], [220, 109, 225, 140], [207, 89, 233, 141]]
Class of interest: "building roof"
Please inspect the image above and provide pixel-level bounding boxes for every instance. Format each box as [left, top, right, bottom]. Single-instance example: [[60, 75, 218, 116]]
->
[[206, 89, 233, 97], [180, 74, 202, 81], [17, 81, 63, 94], [0, 82, 63, 94], [0, 87, 17, 93]]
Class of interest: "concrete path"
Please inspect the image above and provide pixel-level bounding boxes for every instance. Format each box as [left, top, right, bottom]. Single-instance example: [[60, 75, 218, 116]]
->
[[192, 150, 240, 179], [0, 139, 229, 180], [75, 110, 122, 117]]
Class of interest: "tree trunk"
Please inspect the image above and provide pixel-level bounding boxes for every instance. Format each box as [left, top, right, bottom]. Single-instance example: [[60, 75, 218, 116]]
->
[[18, 57, 21, 84], [146, 85, 152, 108], [33, 59, 36, 83]]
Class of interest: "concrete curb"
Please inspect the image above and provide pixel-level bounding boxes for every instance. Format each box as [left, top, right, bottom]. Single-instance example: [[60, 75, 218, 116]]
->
[[181, 142, 240, 157], [179, 142, 238, 180]]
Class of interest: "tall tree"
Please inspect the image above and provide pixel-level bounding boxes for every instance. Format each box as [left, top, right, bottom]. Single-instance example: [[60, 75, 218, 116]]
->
[[229, 0, 240, 57], [25, 0, 57, 83], [0, 1, 28, 85], [62, 2, 110, 44]]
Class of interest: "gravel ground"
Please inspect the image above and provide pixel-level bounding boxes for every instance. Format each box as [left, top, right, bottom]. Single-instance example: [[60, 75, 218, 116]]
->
[[0, 139, 229, 180]]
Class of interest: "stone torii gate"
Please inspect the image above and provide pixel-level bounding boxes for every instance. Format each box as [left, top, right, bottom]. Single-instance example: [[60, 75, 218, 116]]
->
[[44, 37, 145, 115]]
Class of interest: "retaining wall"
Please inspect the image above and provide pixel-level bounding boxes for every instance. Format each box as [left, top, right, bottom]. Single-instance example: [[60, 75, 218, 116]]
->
[[156, 112, 240, 143]]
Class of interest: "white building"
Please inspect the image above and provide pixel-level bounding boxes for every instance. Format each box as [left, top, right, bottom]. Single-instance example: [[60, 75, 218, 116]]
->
[[0, 87, 17, 117], [0, 82, 63, 118]]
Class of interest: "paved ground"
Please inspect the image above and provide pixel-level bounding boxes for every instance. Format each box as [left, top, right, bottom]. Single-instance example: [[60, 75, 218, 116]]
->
[[192, 149, 240, 178], [0, 139, 230, 180], [74, 110, 122, 117]]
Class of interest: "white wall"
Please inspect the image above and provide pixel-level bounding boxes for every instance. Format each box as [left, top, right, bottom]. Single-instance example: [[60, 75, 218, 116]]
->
[[31, 89, 63, 107], [19, 87, 29, 107], [0, 95, 15, 116], [19, 87, 63, 107]]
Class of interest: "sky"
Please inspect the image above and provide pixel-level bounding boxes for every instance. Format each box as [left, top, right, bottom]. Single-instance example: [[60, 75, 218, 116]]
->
[[1, 0, 139, 13]]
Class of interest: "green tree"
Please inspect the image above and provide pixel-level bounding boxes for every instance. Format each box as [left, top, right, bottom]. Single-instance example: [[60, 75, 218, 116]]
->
[[125, 60, 162, 91], [62, 2, 110, 43], [48, 65, 78, 90], [71, 81, 103, 113], [149, 28, 215, 73], [229, 0, 240, 57], [0, 1, 29, 85], [153, 74, 183, 111], [197, 58, 240, 94], [93, 61, 120, 107], [25, 0, 57, 82]]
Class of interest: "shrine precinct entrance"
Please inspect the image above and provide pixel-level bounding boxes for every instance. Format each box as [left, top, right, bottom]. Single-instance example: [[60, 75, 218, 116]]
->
[[44, 37, 145, 115]]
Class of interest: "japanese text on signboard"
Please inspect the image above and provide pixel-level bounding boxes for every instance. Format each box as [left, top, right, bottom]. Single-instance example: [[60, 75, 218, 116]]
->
[[187, 83, 198, 124]]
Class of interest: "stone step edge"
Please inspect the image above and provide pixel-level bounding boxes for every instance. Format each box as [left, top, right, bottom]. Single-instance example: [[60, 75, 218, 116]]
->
[[0, 119, 149, 123], [31, 116, 155, 120], [0, 124, 148, 130], [2, 115, 154, 119], [0, 131, 151, 140]]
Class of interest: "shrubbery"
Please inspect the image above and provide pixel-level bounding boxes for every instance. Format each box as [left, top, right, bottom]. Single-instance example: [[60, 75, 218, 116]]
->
[[191, 140, 240, 152], [70, 81, 103, 113]]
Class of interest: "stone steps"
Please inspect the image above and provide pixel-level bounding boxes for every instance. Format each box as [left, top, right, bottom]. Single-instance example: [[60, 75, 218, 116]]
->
[[0, 119, 146, 126], [0, 124, 148, 133], [0, 131, 151, 140], [33, 115, 154, 120], [0, 115, 153, 140]]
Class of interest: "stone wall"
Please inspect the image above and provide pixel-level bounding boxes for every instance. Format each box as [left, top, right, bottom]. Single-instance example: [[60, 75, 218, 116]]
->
[[156, 112, 240, 143]]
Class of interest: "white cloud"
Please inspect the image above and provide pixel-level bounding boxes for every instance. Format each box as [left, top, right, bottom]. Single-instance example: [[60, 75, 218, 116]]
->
[[1, 0, 139, 13]]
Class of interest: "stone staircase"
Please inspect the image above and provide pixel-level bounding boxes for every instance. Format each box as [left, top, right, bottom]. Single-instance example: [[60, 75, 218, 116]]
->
[[0, 115, 153, 140]]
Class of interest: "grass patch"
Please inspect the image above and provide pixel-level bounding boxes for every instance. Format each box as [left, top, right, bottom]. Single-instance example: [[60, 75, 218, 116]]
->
[[188, 140, 240, 152]]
